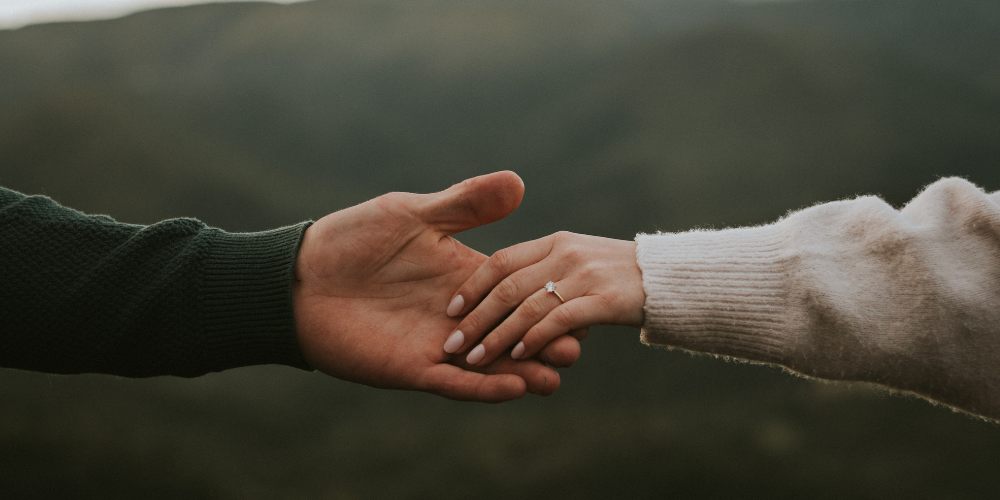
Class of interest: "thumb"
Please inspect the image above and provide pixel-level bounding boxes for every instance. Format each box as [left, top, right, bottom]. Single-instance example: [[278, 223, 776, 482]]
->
[[416, 171, 525, 235]]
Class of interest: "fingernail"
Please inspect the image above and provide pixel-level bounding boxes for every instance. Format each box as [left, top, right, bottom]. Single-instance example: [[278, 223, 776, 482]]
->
[[511, 342, 525, 360], [443, 330, 465, 354], [447, 295, 465, 317], [466, 344, 486, 365]]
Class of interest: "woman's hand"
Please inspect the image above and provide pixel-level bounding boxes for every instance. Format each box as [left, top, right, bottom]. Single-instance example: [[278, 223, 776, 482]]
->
[[442, 231, 646, 366]]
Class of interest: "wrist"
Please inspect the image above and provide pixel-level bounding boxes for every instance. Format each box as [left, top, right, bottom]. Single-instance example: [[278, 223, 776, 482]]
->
[[620, 240, 645, 328], [291, 223, 327, 372]]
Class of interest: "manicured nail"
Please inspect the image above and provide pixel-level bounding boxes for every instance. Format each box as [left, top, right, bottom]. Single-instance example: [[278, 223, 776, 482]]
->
[[511, 342, 525, 360], [443, 330, 465, 354], [447, 295, 465, 317], [466, 344, 486, 365]]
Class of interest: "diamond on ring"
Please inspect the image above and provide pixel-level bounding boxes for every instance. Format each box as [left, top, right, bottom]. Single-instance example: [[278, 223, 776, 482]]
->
[[544, 281, 565, 303]]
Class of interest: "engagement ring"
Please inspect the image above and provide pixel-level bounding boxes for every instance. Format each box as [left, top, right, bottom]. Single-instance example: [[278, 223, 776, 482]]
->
[[544, 281, 566, 303]]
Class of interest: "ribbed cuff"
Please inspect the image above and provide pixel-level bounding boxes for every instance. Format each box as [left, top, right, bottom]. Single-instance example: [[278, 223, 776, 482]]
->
[[635, 224, 792, 365], [200, 222, 313, 372]]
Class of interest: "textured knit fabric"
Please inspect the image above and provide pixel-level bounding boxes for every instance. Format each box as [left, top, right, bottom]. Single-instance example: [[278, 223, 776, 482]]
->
[[0, 187, 312, 377], [636, 177, 1000, 419]]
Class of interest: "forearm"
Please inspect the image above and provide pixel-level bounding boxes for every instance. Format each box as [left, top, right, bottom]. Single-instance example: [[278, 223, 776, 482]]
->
[[0, 187, 311, 377], [637, 178, 1000, 418]]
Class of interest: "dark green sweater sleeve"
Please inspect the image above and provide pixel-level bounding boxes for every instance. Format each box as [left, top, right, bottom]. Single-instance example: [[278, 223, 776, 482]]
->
[[0, 187, 312, 377]]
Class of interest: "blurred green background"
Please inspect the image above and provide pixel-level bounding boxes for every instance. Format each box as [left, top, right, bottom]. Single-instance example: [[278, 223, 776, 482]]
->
[[2, 0, 1000, 498]]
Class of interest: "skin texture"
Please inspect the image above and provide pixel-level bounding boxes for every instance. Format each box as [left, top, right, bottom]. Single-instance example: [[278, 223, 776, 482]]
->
[[292, 172, 580, 403], [447, 231, 646, 366]]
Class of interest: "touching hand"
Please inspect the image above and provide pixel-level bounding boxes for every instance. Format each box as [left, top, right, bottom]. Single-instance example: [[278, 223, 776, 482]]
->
[[292, 172, 580, 403], [443, 231, 645, 366]]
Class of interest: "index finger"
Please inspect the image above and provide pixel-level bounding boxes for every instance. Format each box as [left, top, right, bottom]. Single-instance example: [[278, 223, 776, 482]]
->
[[446, 236, 553, 317]]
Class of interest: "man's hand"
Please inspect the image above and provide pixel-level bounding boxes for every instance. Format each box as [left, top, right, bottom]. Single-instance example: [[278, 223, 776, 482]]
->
[[292, 172, 581, 402]]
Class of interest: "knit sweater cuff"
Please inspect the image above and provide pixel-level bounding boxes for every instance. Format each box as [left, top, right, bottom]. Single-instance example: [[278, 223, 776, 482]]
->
[[635, 225, 791, 365], [200, 222, 313, 372]]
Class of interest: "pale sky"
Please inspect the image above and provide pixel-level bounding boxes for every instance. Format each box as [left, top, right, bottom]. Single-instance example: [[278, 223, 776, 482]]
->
[[0, 0, 802, 30], [0, 0, 309, 30]]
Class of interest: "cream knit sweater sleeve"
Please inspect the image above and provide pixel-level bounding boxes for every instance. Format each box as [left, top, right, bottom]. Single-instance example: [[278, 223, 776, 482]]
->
[[635, 177, 1000, 419]]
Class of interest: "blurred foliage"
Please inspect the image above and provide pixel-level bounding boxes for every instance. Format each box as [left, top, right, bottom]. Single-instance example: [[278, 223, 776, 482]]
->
[[1, 0, 1000, 498]]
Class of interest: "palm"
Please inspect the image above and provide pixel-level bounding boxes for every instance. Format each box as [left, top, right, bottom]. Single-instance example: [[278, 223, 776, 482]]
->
[[302, 201, 484, 384], [292, 173, 567, 402]]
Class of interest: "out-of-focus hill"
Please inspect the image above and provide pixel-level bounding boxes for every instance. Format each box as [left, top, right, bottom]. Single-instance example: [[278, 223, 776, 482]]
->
[[742, 0, 1000, 87], [509, 25, 1000, 232], [0, 87, 336, 230], [2, 0, 998, 235], [2, 0, 1000, 498]]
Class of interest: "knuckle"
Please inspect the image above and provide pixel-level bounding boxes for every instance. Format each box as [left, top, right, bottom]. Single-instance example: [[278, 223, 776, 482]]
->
[[518, 296, 546, 319], [551, 306, 576, 328], [376, 191, 406, 207], [489, 249, 513, 276], [473, 378, 490, 400], [423, 373, 450, 395], [553, 230, 573, 241], [374, 192, 418, 219], [494, 278, 520, 305], [413, 372, 432, 392], [562, 243, 584, 262], [460, 314, 484, 336], [438, 381, 463, 400], [593, 293, 613, 310]]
